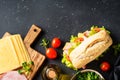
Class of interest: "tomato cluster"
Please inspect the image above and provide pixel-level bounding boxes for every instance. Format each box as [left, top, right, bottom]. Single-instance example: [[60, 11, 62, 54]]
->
[[46, 37, 61, 59]]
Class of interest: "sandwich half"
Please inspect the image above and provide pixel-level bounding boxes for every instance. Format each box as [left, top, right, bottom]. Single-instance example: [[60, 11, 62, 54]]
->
[[61, 26, 112, 69]]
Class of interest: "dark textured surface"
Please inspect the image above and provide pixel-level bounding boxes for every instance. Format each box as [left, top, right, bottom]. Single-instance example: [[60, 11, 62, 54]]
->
[[0, 0, 120, 80]]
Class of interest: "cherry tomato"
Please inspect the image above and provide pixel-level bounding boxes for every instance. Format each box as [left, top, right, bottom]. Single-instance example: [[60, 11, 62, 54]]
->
[[46, 48, 57, 59], [100, 61, 110, 71], [74, 37, 84, 43], [66, 55, 71, 61], [51, 37, 61, 48], [94, 28, 101, 32]]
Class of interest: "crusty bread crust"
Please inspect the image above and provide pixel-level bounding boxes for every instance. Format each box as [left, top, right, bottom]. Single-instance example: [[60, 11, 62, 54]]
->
[[69, 30, 112, 68]]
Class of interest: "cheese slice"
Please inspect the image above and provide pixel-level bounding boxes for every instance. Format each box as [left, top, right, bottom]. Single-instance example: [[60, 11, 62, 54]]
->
[[0, 34, 31, 74]]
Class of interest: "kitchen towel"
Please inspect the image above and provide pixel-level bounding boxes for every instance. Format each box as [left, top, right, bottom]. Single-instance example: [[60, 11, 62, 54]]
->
[[109, 55, 120, 80]]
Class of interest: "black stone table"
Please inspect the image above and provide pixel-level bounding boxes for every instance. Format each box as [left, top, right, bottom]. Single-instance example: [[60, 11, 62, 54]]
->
[[0, 0, 120, 80]]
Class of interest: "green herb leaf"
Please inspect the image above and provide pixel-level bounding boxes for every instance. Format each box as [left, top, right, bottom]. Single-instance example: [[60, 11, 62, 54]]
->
[[40, 38, 49, 50], [70, 35, 77, 42], [112, 43, 120, 55], [18, 61, 34, 75], [18, 69, 24, 74], [76, 71, 100, 80]]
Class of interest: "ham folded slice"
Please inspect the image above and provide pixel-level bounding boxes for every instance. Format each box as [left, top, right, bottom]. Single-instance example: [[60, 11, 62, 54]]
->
[[0, 71, 27, 80]]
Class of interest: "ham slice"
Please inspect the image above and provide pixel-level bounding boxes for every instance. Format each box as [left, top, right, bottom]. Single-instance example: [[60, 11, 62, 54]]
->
[[1, 71, 27, 80]]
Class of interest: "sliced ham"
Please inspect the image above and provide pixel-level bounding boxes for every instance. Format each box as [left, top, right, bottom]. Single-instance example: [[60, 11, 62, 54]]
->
[[1, 71, 27, 80], [63, 42, 72, 50], [0, 74, 4, 79]]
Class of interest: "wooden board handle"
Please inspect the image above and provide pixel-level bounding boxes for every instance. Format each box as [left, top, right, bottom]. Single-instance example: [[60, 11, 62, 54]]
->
[[24, 24, 41, 46]]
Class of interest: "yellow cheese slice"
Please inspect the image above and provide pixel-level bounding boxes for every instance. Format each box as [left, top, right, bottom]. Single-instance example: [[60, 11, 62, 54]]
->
[[10, 35, 27, 64], [0, 34, 31, 74], [14, 35, 31, 62]]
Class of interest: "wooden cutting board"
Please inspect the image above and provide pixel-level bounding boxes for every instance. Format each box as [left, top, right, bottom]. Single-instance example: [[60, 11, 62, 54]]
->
[[2, 24, 46, 80]]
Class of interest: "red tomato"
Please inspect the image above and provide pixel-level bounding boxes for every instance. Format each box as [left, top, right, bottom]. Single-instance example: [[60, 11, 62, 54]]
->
[[51, 37, 61, 48], [74, 37, 84, 43], [100, 61, 110, 71], [66, 55, 71, 61], [46, 48, 57, 59], [94, 28, 101, 32]]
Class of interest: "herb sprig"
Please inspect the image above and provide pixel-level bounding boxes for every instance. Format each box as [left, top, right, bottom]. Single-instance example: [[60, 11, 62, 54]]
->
[[18, 61, 34, 75], [40, 38, 49, 50]]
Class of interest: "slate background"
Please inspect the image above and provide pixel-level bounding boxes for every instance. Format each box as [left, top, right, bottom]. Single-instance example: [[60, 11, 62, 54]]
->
[[0, 0, 120, 80]]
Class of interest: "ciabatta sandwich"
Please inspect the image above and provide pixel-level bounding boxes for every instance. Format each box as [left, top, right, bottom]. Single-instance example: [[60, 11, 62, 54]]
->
[[61, 26, 112, 69]]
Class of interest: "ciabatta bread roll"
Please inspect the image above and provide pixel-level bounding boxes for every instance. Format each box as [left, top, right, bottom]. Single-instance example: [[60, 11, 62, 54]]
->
[[69, 30, 112, 69]]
